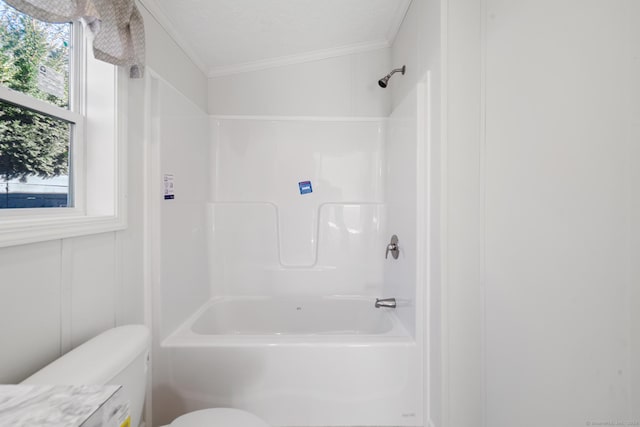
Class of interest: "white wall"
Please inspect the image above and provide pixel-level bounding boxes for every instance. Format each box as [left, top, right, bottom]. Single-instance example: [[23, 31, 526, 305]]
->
[[484, 0, 640, 425], [208, 48, 391, 117], [444, 0, 640, 425], [0, 235, 119, 383], [442, 0, 485, 424], [0, 1, 208, 387], [139, 3, 208, 112]]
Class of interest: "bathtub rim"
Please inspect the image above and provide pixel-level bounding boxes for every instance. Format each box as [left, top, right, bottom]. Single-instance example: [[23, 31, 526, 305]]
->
[[162, 295, 415, 348]]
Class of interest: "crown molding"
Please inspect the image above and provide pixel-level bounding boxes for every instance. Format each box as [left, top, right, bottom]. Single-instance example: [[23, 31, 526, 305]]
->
[[386, 0, 413, 45], [137, 0, 209, 76], [208, 40, 390, 78]]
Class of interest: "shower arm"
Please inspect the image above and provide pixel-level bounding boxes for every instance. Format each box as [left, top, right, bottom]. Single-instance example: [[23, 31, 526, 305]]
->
[[388, 66, 406, 78]]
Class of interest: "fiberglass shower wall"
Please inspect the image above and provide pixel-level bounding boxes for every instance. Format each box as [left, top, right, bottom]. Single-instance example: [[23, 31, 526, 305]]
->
[[151, 75, 211, 339], [208, 118, 388, 298], [383, 81, 426, 338], [205, 48, 423, 337], [206, 95, 425, 339]]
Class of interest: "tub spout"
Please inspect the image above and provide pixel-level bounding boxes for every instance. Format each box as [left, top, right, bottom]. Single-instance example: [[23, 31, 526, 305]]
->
[[375, 298, 396, 308]]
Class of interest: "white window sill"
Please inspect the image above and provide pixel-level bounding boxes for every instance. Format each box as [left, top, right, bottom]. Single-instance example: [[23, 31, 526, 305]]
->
[[0, 214, 127, 248]]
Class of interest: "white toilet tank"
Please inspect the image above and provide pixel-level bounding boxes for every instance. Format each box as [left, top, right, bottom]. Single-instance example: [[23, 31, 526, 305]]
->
[[21, 325, 150, 427]]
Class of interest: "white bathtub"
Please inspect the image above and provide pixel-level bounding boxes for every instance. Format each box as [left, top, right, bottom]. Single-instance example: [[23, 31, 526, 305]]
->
[[167, 296, 408, 341], [159, 297, 423, 426]]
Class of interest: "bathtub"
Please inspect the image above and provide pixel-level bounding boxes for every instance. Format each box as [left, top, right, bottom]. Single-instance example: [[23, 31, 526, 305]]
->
[[166, 296, 409, 342], [160, 297, 423, 426]]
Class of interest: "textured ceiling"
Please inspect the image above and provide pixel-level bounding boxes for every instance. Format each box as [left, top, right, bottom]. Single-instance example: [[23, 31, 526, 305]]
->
[[149, 0, 411, 76]]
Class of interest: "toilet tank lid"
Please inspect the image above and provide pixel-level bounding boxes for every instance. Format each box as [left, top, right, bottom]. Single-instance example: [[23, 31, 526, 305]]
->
[[22, 325, 150, 385]]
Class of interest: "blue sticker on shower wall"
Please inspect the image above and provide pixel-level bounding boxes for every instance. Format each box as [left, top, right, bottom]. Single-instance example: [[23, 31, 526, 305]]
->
[[298, 181, 313, 195]]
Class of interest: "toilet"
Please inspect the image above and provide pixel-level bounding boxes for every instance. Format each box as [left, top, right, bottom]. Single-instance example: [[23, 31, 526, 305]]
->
[[21, 325, 269, 427]]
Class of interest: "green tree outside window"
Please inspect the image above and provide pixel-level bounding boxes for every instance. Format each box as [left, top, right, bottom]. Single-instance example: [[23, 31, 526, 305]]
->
[[0, 1, 71, 186]]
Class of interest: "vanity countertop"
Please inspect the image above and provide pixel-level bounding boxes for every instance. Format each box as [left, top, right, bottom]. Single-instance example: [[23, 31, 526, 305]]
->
[[0, 385, 128, 427]]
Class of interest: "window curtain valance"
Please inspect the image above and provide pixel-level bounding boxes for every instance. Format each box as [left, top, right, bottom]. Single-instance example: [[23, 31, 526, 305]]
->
[[4, 0, 145, 78]]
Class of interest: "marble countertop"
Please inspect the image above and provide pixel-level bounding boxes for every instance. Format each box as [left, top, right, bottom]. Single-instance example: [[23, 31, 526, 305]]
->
[[0, 385, 122, 427]]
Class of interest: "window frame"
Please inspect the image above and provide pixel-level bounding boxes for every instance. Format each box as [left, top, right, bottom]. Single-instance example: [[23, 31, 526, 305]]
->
[[0, 16, 127, 247], [0, 91, 85, 216]]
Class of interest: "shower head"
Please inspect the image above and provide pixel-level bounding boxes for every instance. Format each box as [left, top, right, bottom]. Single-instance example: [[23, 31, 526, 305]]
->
[[378, 65, 406, 88]]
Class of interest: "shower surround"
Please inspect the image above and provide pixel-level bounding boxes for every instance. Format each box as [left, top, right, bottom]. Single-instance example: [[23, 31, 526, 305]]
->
[[208, 117, 387, 296], [151, 74, 426, 426]]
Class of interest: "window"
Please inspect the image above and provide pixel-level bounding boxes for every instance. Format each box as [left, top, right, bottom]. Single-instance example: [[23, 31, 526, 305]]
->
[[0, 0, 127, 246], [0, 3, 76, 209]]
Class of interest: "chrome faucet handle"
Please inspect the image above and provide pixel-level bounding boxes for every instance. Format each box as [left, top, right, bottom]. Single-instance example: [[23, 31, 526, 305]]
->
[[385, 235, 399, 259], [385, 243, 397, 259]]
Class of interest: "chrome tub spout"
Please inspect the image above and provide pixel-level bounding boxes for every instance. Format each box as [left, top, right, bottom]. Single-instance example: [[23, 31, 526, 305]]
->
[[375, 298, 396, 308]]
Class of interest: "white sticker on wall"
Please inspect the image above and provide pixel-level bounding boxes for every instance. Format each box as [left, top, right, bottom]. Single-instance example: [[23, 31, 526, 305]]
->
[[163, 174, 175, 200], [37, 64, 65, 99]]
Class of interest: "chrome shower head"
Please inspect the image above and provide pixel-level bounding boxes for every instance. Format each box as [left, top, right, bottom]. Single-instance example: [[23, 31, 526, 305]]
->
[[378, 65, 406, 88]]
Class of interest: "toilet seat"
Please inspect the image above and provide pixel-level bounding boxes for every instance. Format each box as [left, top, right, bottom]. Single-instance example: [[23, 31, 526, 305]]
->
[[169, 408, 270, 427]]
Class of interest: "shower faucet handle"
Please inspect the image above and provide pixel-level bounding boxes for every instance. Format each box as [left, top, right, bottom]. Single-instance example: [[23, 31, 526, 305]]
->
[[385, 235, 400, 259]]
